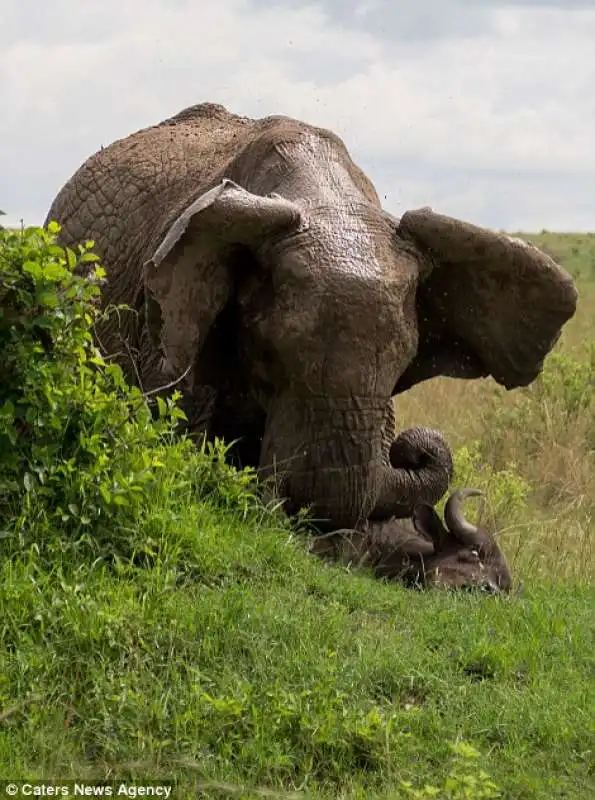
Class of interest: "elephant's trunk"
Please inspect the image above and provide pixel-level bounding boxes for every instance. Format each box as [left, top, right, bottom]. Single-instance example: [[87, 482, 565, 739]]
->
[[258, 394, 453, 528], [370, 426, 454, 520]]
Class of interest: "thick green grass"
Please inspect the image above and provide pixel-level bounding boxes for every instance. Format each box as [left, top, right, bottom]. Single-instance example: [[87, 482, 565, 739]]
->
[[1, 229, 594, 798], [1, 499, 593, 798]]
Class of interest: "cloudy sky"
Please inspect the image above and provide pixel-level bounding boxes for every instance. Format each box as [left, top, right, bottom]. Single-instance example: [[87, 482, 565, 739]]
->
[[1, 0, 593, 231]]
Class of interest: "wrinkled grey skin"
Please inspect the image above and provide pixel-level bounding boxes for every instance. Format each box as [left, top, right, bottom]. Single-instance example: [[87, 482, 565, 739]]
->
[[45, 103, 578, 530], [309, 489, 512, 593]]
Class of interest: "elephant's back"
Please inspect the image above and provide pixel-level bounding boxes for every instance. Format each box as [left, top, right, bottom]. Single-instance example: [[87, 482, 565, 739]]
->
[[44, 103, 260, 276], [44, 101, 380, 283]]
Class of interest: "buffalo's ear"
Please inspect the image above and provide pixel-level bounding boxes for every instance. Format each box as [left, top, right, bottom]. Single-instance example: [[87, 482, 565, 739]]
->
[[143, 179, 301, 379], [394, 209, 578, 392], [412, 504, 448, 550]]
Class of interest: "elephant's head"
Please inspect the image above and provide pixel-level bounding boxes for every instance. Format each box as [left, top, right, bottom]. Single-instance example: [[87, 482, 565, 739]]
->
[[142, 175, 577, 530]]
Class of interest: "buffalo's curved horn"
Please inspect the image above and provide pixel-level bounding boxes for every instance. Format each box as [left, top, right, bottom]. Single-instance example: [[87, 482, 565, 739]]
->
[[444, 488, 485, 545]]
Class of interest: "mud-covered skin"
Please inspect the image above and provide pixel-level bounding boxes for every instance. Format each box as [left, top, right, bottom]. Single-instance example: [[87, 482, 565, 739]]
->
[[309, 489, 513, 593], [45, 102, 578, 529]]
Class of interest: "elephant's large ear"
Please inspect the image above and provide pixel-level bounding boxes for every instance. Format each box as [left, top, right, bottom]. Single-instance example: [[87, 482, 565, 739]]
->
[[143, 179, 301, 378], [394, 209, 578, 392]]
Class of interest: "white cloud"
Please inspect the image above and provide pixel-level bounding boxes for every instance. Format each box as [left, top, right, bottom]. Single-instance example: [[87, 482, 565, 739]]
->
[[0, 0, 593, 230]]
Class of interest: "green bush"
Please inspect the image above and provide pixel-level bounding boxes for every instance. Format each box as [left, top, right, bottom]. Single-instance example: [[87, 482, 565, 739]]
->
[[436, 441, 531, 530], [0, 223, 268, 563], [480, 348, 594, 458], [537, 348, 595, 418]]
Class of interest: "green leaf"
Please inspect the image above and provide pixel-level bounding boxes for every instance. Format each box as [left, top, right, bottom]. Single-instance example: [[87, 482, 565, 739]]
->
[[42, 261, 68, 281], [451, 742, 481, 760], [99, 485, 112, 504], [79, 252, 100, 263], [22, 260, 42, 279], [0, 399, 15, 420], [37, 289, 59, 308]]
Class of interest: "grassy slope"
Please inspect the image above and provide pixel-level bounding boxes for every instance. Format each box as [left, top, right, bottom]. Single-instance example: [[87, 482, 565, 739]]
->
[[1, 233, 594, 799]]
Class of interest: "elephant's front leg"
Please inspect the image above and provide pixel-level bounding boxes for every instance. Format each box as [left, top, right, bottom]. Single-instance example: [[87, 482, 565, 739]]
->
[[181, 384, 219, 440], [207, 376, 267, 470]]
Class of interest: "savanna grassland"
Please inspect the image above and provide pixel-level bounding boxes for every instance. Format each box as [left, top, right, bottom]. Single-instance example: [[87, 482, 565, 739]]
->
[[0, 224, 593, 800]]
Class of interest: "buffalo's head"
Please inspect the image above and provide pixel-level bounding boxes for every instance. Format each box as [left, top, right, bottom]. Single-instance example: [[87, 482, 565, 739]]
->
[[309, 488, 512, 593], [404, 488, 512, 593]]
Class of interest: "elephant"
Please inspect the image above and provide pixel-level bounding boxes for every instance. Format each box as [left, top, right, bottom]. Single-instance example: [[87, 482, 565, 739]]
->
[[308, 489, 512, 593], [44, 102, 578, 531]]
